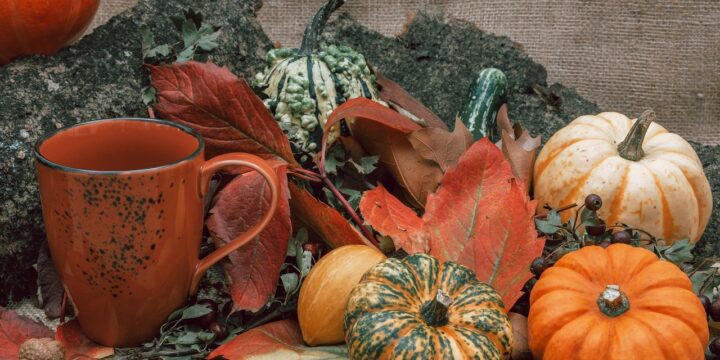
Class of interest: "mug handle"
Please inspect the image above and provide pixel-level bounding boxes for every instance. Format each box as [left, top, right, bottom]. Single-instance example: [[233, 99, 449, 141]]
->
[[188, 153, 280, 295]]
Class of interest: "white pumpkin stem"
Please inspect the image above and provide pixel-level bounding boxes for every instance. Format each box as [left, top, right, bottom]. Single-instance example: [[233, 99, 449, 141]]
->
[[617, 110, 655, 161], [597, 284, 630, 317]]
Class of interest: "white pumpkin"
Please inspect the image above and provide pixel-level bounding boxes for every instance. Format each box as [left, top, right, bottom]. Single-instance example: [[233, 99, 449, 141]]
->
[[534, 110, 712, 243]]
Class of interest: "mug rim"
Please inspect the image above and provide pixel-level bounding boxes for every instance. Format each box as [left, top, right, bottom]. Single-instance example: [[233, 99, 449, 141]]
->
[[34, 118, 205, 175]]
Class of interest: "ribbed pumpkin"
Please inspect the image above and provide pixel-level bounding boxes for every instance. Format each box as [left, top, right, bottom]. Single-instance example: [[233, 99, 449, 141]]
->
[[297, 245, 386, 346], [534, 110, 712, 243], [0, 0, 100, 65], [345, 254, 512, 359], [253, 0, 381, 154], [529, 244, 709, 359]]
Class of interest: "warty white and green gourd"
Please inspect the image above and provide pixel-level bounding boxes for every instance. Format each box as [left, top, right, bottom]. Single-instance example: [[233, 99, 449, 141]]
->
[[253, 0, 382, 154]]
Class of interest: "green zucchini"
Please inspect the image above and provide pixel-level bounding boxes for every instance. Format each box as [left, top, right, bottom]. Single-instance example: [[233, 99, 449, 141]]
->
[[458, 68, 507, 142]]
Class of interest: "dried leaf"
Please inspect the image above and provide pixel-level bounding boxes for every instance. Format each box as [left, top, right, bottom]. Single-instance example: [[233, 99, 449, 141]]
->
[[55, 319, 114, 359], [149, 61, 297, 164], [359, 184, 427, 254], [424, 139, 545, 310], [0, 307, 54, 359], [408, 118, 472, 172], [288, 182, 373, 249], [208, 320, 347, 359], [509, 313, 531, 360], [206, 166, 292, 313], [36, 243, 73, 319], [323, 98, 440, 207], [375, 72, 447, 129], [496, 104, 541, 190]]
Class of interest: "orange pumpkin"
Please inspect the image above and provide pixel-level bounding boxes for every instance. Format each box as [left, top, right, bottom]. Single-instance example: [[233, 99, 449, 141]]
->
[[0, 0, 100, 65], [529, 244, 708, 359], [297, 245, 386, 345]]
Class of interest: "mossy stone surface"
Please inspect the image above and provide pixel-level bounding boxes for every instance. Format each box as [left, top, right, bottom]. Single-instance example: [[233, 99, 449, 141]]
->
[[0, 0, 272, 304], [324, 13, 720, 257]]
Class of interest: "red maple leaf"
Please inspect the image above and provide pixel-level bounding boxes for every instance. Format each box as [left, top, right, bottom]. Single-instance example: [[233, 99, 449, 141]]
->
[[0, 307, 53, 359], [208, 320, 347, 359], [206, 165, 291, 313], [360, 139, 544, 310], [55, 319, 114, 359], [149, 61, 296, 164]]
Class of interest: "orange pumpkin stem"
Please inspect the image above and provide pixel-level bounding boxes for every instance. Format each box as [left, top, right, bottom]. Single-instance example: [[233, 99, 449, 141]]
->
[[597, 284, 630, 317], [617, 110, 655, 161], [420, 290, 453, 326]]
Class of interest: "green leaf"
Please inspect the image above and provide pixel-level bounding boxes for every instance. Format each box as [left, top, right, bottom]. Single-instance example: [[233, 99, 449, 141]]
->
[[659, 239, 694, 264], [298, 250, 313, 277], [281, 273, 299, 295], [176, 46, 196, 63], [185, 8, 204, 29], [142, 86, 157, 105], [175, 332, 200, 345], [535, 218, 558, 234], [147, 44, 170, 58], [349, 155, 379, 174], [182, 21, 200, 49], [180, 304, 212, 320], [324, 146, 345, 175], [547, 210, 561, 227], [196, 24, 221, 52], [691, 269, 717, 298], [580, 207, 600, 227], [140, 26, 155, 58]]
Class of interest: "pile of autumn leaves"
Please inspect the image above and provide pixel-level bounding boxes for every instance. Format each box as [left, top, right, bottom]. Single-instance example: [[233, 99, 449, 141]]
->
[[0, 60, 544, 358]]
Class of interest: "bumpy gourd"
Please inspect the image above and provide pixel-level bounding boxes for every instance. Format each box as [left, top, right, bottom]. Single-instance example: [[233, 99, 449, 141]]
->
[[534, 110, 712, 243], [529, 244, 708, 359], [345, 253, 512, 359], [253, 0, 381, 154]]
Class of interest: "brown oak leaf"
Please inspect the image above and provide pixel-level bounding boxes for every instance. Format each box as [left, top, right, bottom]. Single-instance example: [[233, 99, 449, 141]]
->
[[375, 72, 447, 129], [358, 184, 426, 254], [408, 118, 472, 172], [496, 104, 541, 190]]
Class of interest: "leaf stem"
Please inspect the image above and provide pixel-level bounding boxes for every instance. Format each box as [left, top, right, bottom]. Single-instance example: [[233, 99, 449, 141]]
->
[[321, 175, 379, 247]]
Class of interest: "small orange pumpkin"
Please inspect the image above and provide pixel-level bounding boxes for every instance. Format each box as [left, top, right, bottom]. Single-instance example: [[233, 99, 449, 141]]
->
[[0, 0, 100, 65], [529, 244, 708, 359], [297, 245, 386, 345]]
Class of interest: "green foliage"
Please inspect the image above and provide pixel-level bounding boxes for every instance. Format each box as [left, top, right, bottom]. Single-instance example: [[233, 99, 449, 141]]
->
[[140, 8, 221, 64]]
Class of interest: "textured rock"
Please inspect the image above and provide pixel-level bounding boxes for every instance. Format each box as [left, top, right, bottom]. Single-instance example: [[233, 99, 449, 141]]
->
[[323, 13, 720, 257], [0, 0, 273, 304]]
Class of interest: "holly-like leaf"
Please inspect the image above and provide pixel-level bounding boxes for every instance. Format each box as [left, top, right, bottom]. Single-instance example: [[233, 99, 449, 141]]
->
[[206, 166, 292, 313], [408, 118, 472, 172], [496, 104, 541, 191], [207, 320, 347, 359], [659, 239, 694, 264], [424, 139, 545, 310], [375, 72, 447, 129], [0, 307, 54, 359], [55, 320, 114, 359], [149, 61, 296, 164], [359, 184, 427, 254], [288, 182, 373, 249], [36, 243, 72, 319]]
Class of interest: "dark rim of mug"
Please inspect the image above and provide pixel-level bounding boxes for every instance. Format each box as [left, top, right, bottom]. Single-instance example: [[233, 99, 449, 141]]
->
[[34, 118, 205, 174]]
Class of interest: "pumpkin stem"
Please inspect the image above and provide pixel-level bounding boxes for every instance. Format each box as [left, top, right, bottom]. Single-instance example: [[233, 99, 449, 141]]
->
[[420, 290, 453, 327], [299, 0, 346, 55], [597, 285, 630, 317], [617, 110, 655, 161]]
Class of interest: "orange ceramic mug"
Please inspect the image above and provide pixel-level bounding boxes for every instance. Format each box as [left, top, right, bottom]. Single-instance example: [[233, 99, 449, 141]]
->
[[34, 118, 280, 347]]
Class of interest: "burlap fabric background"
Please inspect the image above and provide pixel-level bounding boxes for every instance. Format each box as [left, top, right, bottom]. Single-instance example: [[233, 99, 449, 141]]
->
[[92, 0, 720, 145]]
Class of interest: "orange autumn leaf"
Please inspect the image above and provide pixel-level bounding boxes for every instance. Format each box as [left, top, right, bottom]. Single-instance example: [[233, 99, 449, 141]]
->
[[359, 184, 427, 254], [55, 319, 114, 359], [0, 307, 54, 359]]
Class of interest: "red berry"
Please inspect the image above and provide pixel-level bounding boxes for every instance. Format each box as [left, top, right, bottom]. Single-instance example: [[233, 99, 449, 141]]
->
[[711, 299, 720, 322], [586, 223, 607, 237], [598, 239, 611, 248], [711, 338, 720, 354], [611, 231, 631, 244], [699, 295, 711, 316], [584, 194, 602, 211], [209, 322, 228, 340], [530, 257, 547, 276]]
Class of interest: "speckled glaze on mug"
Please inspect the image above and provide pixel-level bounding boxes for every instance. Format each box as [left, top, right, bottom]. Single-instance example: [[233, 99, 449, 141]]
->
[[34, 118, 280, 347]]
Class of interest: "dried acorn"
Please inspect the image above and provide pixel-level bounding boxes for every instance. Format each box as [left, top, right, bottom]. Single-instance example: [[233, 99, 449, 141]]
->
[[18, 338, 64, 360], [584, 194, 603, 211], [191, 299, 218, 328]]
